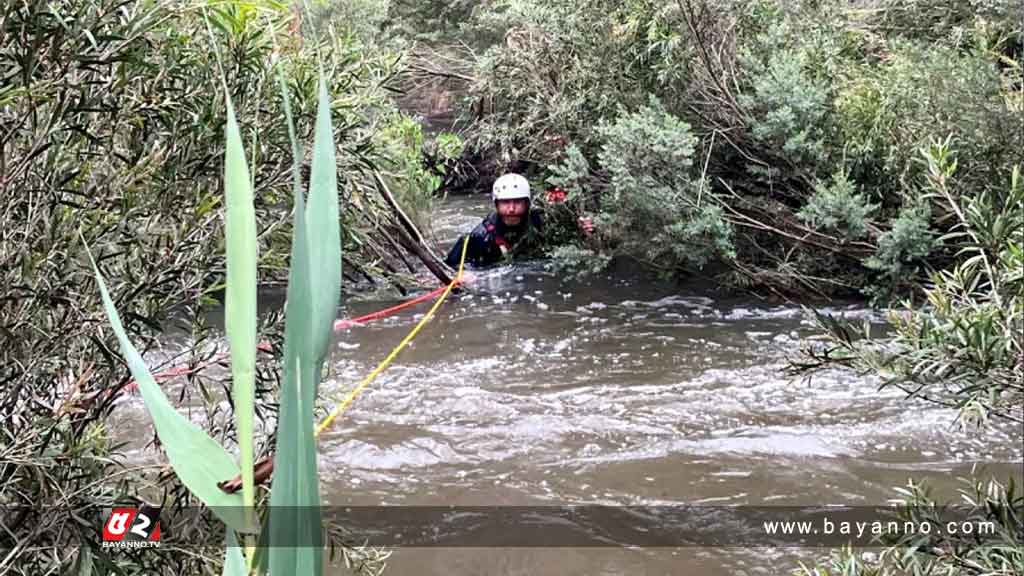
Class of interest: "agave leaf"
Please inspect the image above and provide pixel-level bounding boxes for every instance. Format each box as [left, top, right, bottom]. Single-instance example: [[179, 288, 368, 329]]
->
[[222, 529, 247, 576], [224, 96, 258, 517], [85, 246, 250, 533], [76, 544, 92, 576], [305, 68, 341, 367], [268, 150, 322, 575]]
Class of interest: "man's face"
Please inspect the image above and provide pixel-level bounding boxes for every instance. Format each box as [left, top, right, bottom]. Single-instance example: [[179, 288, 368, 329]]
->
[[495, 198, 528, 227]]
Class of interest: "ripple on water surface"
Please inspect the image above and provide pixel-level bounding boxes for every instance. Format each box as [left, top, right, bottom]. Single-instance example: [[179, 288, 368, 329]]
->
[[313, 270, 1020, 509], [113, 257, 1020, 575]]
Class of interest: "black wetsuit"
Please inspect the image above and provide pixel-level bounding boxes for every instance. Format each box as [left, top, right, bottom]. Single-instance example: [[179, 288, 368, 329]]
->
[[445, 210, 544, 269]]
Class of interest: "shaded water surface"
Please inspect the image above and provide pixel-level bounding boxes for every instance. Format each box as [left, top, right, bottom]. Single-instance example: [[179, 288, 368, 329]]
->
[[122, 195, 1022, 575]]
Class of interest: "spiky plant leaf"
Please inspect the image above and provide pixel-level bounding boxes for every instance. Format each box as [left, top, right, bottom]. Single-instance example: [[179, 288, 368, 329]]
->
[[85, 246, 250, 533], [266, 65, 346, 576], [223, 96, 258, 520], [305, 68, 342, 368], [267, 184, 321, 575]]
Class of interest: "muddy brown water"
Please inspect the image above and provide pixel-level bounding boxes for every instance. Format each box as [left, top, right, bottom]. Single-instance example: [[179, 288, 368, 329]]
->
[[117, 195, 1022, 575]]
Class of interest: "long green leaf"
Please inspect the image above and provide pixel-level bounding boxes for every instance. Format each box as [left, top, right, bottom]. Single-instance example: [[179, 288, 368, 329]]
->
[[85, 246, 250, 533], [222, 529, 246, 576], [268, 181, 322, 575], [305, 68, 342, 368], [276, 64, 303, 200], [266, 64, 342, 576], [249, 510, 271, 575], [224, 95, 258, 519]]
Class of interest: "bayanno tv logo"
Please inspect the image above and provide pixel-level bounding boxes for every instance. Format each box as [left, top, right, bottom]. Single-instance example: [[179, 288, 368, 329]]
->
[[101, 505, 161, 549]]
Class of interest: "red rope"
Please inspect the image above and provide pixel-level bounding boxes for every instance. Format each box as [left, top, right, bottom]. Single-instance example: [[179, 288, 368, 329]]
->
[[333, 284, 448, 329], [120, 283, 457, 393]]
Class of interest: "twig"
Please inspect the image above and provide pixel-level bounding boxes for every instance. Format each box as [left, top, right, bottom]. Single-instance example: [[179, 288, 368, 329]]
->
[[677, 0, 747, 122], [368, 170, 453, 284]]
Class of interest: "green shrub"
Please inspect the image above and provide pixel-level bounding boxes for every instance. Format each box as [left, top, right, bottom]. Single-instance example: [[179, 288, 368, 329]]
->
[[304, 0, 390, 47], [461, 0, 677, 164], [594, 99, 734, 269], [379, 115, 441, 228], [662, 204, 737, 268], [547, 145, 593, 199], [738, 49, 832, 168], [597, 98, 698, 195], [378, 117, 467, 237], [798, 170, 878, 240], [800, 138, 1023, 427], [547, 245, 613, 279], [540, 99, 735, 273], [540, 145, 597, 248], [735, 1, 854, 172], [836, 41, 1014, 194], [795, 138, 1023, 576], [863, 202, 937, 302], [860, 0, 1021, 45], [384, 0, 496, 48], [433, 131, 465, 160], [796, 475, 1022, 576]]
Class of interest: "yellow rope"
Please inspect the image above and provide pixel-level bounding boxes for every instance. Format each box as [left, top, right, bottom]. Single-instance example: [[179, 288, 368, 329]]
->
[[315, 235, 469, 437]]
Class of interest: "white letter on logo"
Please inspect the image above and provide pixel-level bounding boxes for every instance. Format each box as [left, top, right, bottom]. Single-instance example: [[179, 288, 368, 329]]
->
[[106, 511, 133, 536], [130, 513, 152, 539]]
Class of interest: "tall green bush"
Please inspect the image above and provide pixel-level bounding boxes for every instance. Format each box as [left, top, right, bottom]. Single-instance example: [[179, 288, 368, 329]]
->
[[836, 41, 1015, 195], [862, 202, 937, 302], [797, 170, 878, 240], [736, 4, 845, 172], [462, 0, 676, 165], [592, 99, 735, 270], [793, 141, 1023, 575], [377, 115, 464, 235], [800, 138, 1023, 428]]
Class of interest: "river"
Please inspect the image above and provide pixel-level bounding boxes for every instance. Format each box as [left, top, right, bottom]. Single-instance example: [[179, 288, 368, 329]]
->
[[117, 194, 1023, 575]]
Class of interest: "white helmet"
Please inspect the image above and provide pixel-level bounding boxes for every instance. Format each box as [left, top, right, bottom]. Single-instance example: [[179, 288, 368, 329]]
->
[[492, 173, 531, 201]]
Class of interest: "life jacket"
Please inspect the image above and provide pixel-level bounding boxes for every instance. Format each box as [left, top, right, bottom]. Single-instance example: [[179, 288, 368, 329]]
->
[[481, 211, 542, 257], [483, 220, 511, 256], [445, 210, 544, 269]]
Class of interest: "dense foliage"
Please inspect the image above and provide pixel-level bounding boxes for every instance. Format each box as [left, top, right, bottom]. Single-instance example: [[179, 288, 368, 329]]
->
[[0, 0, 416, 572], [792, 141, 1023, 576], [2, 0, 1020, 574], [442, 0, 1021, 299], [798, 140, 1023, 430], [414, 4, 1023, 573]]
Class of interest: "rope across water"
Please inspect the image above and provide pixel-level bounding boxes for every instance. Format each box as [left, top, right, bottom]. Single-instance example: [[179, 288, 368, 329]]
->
[[123, 238, 467, 395], [315, 235, 469, 436]]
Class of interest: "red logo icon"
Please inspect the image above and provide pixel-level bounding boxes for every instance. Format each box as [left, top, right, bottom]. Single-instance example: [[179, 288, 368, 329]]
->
[[102, 506, 161, 548]]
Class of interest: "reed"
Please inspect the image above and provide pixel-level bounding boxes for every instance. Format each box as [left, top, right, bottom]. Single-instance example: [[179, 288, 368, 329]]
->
[[88, 62, 342, 575]]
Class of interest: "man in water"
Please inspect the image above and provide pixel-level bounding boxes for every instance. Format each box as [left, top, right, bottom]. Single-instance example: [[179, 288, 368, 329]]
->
[[219, 176, 588, 494], [445, 173, 593, 271]]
